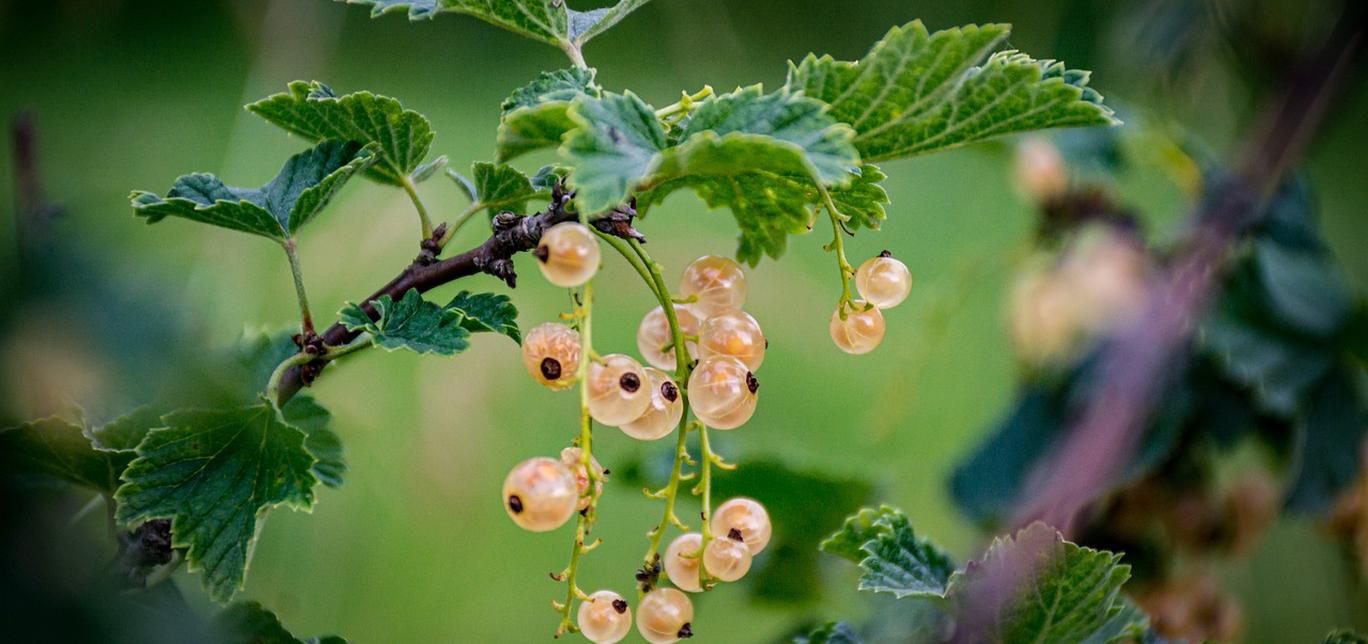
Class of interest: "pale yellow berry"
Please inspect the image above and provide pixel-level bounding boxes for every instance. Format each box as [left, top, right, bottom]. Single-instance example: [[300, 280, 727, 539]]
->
[[855, 253, 912, 309], [636, 588, 694, 644], [703, 535, 752, 582], [620, 368, 683, 441], [686, 356, 758, 430], [1008, 260, 1083, 365], [636, 305, 700, 370], [536, 222, 600, 287], [697, 309, 766, 371], [521, 323, 581, 390], [711, 497, 771, 554], [679, 255, 747, 318], [663, 532, 703, 592], [577, 590, 632, 644], [1013, 136, 1068, 202], [560, 447, 605, 511], [1060, 227, 1151, 334], [502, 457, 577, 532], [586, 354, 652, 426], [829, 302, 885, 355]]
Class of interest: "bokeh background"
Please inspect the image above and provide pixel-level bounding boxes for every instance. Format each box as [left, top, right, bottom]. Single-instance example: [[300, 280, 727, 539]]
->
[[2, 0, 1366, 641]]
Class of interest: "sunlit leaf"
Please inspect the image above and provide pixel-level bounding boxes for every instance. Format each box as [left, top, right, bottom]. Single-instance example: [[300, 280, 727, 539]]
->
[[497, 68, 600, 162]]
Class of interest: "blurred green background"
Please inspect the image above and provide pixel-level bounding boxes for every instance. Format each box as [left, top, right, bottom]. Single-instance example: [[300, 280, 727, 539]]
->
[[2, 0, 1366, 641]]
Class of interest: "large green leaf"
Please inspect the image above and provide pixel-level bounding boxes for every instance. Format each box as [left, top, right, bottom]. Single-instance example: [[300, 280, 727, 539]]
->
[[89, 405, 167, 452], [340, 288, 520, 355], [281, 396, 349, 489], [497, 68, 600, 162], [214, 601, 347, 644], [114, 405, 321, 602], [248, 81, 435, 186], [341, 0, 652, 47], [568, 0, 652, 44], [130, 140, 377, 241], [821, 506, 955, 600], [1284, 367, 1368, 514], [944, 523, 1134, 643], [561, 90, 668, 211], [0, 418, 132, 492], [786, 21, 1117, 162]]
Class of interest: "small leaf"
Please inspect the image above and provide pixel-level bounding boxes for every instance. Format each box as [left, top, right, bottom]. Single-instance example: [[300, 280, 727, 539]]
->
[[944, 523, 1133, 644], [337, 0, 440, 20], [821, 506, 955, 600], [0, 417, 132, 492], [214, 601, 347, 644], [787, 21, 1117, 162], [465, 162, 542, 216], [796, 621, 863, 644], [821, 505, 903, 564], [568, 0, 652, 44], [131, 140, 377, 241], [114, 405, 320, 602], [247, 81, 434, 186], [339, 288, 517, 356], [498, 68, 600, 162], [1284, 366, 1368, 514], [445, 290, 522, 343], [409, 154, 449, 183]]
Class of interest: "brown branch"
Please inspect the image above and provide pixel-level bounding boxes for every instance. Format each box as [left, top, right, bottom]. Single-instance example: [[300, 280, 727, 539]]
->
[[273, 187, 642, 405]]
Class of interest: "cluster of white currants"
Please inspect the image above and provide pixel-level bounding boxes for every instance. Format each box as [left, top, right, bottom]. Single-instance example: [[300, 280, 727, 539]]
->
[[828, 251, 913, 354]]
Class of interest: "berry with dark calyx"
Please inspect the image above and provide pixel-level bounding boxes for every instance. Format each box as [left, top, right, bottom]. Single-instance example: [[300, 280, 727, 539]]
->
[[577, 589, 633, 644], [522, 323, 582, 390], [536, 222, 601, 287], [637, 588, 694, 644], [559, 447, 605, 511], [686, 356, 758, 430], [620, 368, 684, 441], [637, 304, 700, 370], [711, 497, 771, 554], [587, 354, 653, 425], [502, 457, 578, 532], [829, 301, 885, 355], [855, 253, 913, 309], [697, 309, 766, 370], [703, 536, 752, 582], [663, 532, 703, 592], [679, 255, 747, 318]]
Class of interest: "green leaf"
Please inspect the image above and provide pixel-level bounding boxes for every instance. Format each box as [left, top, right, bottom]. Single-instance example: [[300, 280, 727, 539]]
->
[[561, 90, 667, 212], [796, 621, 863, 644], [338, 0, 440, 20], [950, 388, 1069, 525], [281, 396, 348, 489], [944, 523, 1134, 644], [89, 405, 167, 452], [567, 0, 652, 45], [1285, 366, 1368, 514], [214, 601, 347, 644], [1325, 630, 1368, 644], [787, 21, 1117, 162], [497, 68, 600, 162], [247, 81, 434, 186], [114, 405, 321, 602], [131, 140, 377, 241], [0, 417, 132, 492], [1252, 240, 1352, 338], [341, 0, 649, 48], [454, 162, 543, 216], [821, 506, 955, 600], [445, 290, 522, 343], [410, 154, 449, 183]]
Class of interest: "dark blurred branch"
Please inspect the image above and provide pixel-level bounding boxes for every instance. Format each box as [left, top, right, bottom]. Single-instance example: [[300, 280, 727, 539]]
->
[[10, 111, 64, 264], [950, 9, 1363, 641], [273, 187, 642, 405]]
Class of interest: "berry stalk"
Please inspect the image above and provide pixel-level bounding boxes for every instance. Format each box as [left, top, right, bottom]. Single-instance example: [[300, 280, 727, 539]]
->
[[555, 282, 601, 637], [400, 174, 434, 241], [820, 187, 857, 318]]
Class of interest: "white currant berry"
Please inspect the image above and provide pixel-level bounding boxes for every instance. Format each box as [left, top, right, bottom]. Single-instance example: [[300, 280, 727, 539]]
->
[[829, 302, 885, 355], [636, 304, 700, 370], [686, 356, 758, 430], [711, 497, 771, 554], [559, 447, 605, 511], [536, 222, 601, 287], [620, 368, 684, 441], [637, 588, 694, 644], [577, 590, 632, 644], [703, 533, 753, 582], [522, 322, 581, 390], [855, 252, 912, 309], [679, 255, 747, 318], [502, 457, 577, 532], [697, 309, 766, 371], [1013, 136, 1068, 203], [663, 532, 703, 592], [587, 354, 652, 426]]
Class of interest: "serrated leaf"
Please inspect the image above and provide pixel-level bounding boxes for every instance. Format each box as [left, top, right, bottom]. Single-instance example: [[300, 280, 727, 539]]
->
[[338, 0, 440, 20], [463, 162, 542, 216], [214, 601, 347, 644], [497, 68, 600, 162], [821, 505, 904, 563], [1284, 366, 1368, 514], [857, 511, 956, 599], [340, 288, 519, 355], [945, 523, 1133, 644], [561, 90, 667, 211], [281, 396, 348, 489], [342, 0, 648, 48], [131, 140, 376, 241], [89, 405, 167, 452], [114, 405, 320, 602], [445, 290, 521, 343], [0, 417, 132, 492], [567, 0, 651, 44], [247, 81, 434, 186], [796, 621, 863, 644], [787, 21, 1117, 162]]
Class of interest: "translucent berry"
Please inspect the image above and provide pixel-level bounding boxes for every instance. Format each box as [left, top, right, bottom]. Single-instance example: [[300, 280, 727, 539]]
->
[[587, 354, 652, 426], [560, 447, 605, 511], [637, 588, 694, 644], [686, 356, 758, 430], [829, 302, 885, 355], [636, 304, 700, 370], [711, 497, 771, 554], [1013, 136, 1068, 203], [679, 255, 747, 318], [663, 532, 703, 592], [521, 323, 581, 390], [703, 533, 753, 582], [577, 590, 632, 644], [536, 222, 601, 287], [502, 457, 577, 532], [855, 253, 912, 309], [620, 368, 684, 441], [697, 310, 765, 371]]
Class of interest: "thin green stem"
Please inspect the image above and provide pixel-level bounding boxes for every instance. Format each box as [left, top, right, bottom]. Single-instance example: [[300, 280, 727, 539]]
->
[[437, 201, 483, 250], [265, 351, 315, 406], [562, 41, 588, 71], [596, 231, 662, 302], [324, 334, 374, 361], [401, 175, 434, 240], [821, 189, 857, 318], [283, 239, 315, 334], [654, 85, 715, 121], [556, 282, 598, 637]]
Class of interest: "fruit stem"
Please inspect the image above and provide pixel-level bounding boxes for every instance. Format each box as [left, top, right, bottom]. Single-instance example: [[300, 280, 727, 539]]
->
[[595, 231, 662, 301], [401, 174, 435, 241], [556, 281, 599, 637], [437, 201, 483, 250], [820, 188, 857, 319], [655, 85, 715, 122]]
